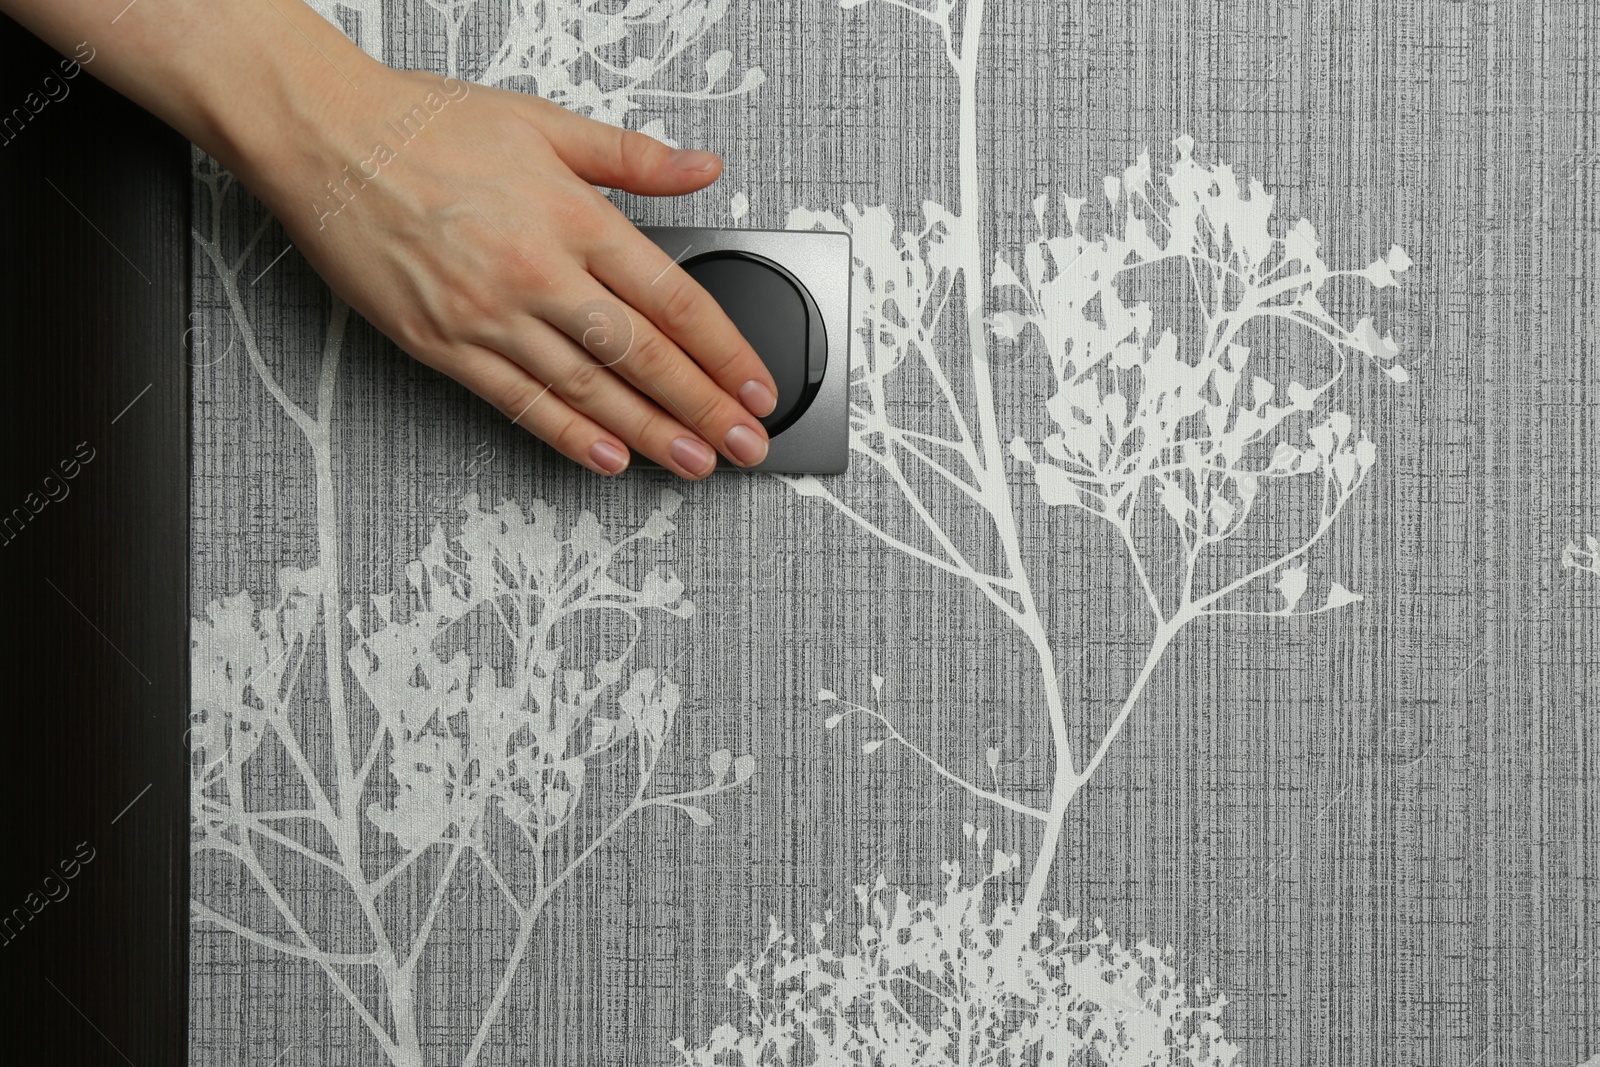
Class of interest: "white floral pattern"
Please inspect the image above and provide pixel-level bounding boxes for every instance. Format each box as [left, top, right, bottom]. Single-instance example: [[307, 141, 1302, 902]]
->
[[682, 0, 1410, 1059], [184, 2, 1598, 1066], [190, 2, 763, 1062]]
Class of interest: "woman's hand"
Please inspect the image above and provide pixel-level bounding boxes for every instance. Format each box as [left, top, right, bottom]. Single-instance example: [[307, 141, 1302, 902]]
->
[[1, 0, 777, 478], [239, 67, 777, 478]]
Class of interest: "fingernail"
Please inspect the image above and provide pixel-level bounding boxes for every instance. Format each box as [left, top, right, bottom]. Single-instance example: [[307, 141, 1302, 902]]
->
[[669, 149, 719, 172], [738, 379, 777, 417], [670, 435, 717, 476], [724, 424, 768, 467], [589, 440, 629, 475]]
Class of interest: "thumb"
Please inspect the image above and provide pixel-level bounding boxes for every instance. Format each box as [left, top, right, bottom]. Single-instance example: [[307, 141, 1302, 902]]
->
[[530, 99, 723, 196]]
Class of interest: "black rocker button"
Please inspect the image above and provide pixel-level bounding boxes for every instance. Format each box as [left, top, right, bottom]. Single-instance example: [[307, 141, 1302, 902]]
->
[[683, 250, 825, 436]]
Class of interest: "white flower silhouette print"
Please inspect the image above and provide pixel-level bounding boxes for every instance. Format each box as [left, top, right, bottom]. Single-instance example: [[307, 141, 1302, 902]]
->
[[1565, 535, 1600, 579], [681, 0, 1412, 1061], [678, 829, 1241, 1067], [191, 490, 756, 1066], [189, 1, 763, 1063], [188, 0, 1430, 1063]]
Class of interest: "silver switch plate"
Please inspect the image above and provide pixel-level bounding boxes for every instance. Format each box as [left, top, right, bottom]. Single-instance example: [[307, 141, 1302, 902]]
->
[[638, 226, 852, 475]]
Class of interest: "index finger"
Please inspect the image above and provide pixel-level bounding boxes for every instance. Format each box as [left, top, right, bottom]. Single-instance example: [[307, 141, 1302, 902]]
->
[[585, 227, 780, 421]]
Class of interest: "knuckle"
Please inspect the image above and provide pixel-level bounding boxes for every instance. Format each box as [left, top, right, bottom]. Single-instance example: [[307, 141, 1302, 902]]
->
[[390, 317, 436, 356], [616, 127, 653, 175], [719, 338, 762, 379], [569, 300, 635, 365], [545, 192, 607, 243], [497, 378, 548, 426], [628, 407, 674, 446], [560, 357, 607, 407], [442, 283, 495, 325], [544, 192, 601, 243], [658, 276, 703, 336], [623, 330, 675, 381], [686, 390, 724, 431], [546, 412, 590, 459]]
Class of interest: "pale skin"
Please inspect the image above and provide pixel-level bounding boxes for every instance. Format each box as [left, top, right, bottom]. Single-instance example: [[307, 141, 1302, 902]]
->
[[1, 0, 780, 478]]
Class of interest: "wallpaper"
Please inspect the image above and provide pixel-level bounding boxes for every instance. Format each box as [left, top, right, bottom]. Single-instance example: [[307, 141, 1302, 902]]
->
[[188, 1, 1600, 1064]]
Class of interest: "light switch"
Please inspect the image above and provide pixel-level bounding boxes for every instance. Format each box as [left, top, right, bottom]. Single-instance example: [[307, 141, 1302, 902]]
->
[[638, 227, 852, 474]]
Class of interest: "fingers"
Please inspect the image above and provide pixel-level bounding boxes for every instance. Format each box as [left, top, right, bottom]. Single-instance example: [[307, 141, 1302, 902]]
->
[[494, 315, 733, 479], [583, 231, 780, 421], [448, 345, 632, 477], [537, 275, 772, 470], [528, 96, 725, 197]]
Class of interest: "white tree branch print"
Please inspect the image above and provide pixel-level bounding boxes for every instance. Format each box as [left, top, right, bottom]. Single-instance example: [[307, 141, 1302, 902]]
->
[[1564, 535, 1600, 579], [306, 0, 762, 130], [189, 3, 762, 1063], [190, 486, 751, 1064], [684, 0, 1412, 1060], [191, 0, 1425, 1060]]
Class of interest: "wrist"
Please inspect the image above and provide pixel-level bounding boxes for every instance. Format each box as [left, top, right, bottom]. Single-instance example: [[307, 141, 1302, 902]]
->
[[184, 8, 394, 193], [0, 0, 390, 181]]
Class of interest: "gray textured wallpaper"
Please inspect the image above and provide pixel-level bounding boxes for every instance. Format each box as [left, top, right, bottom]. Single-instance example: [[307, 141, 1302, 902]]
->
[[188, 1, 1600, 1064]]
